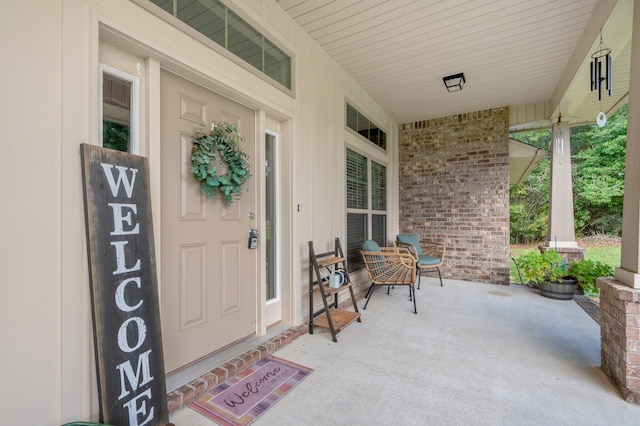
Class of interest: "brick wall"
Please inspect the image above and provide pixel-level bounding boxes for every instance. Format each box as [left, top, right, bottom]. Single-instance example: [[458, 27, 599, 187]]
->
[[399, 107, 510, 285], [599, 277, 640, 403]]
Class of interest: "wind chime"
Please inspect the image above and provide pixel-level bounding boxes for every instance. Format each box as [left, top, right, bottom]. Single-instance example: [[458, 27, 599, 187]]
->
[[590, 30, 612, 127], [554, 112, 564, 167]]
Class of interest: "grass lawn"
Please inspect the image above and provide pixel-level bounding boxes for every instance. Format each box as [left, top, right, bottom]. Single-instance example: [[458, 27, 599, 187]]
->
[[509, 242, 621, 284]]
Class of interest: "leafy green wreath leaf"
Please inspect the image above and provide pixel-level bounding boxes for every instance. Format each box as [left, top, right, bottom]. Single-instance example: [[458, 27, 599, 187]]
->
[[190, 121, 252, 205]]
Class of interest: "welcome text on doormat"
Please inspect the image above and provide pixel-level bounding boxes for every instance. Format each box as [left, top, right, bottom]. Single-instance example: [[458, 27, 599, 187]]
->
[[190, 356, 313, 425]]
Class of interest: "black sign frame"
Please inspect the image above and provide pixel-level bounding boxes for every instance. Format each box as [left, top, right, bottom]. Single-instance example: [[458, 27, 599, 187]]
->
[[81, 144, 169, 425]]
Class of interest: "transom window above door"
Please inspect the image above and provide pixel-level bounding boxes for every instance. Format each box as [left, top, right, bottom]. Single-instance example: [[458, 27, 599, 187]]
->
[[138, 0, 292, 91]]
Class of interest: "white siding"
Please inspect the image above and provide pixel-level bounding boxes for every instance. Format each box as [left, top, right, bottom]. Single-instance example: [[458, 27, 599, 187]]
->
[[0, 0, 397, 423]]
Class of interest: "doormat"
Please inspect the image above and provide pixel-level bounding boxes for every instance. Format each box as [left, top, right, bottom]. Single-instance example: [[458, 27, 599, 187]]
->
[[189, 356, 313, 425]]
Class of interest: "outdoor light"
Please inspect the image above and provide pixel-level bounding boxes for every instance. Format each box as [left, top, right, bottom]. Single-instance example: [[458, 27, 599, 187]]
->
[[443, 73, 465, 92]]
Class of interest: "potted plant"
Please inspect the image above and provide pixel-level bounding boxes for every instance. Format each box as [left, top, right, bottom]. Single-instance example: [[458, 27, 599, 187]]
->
[[516, 250, 578, 300], [567, 259, 614, 298]]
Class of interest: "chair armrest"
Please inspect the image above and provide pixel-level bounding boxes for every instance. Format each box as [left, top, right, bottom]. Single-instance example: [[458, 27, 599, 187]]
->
[[395, 241, 419, 259], [420, 241, 446, 259], [380, 246, 413, 255], [360, 249, 417, 284], [361, 248, 415, 263]]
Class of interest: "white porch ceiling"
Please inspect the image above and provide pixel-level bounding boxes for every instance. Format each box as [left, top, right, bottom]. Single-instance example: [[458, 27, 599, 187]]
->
[[276, 0, 632, 127]]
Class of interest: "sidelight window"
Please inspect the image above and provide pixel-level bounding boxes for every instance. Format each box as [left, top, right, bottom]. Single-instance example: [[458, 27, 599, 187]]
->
[[100, 65, 139, 154]]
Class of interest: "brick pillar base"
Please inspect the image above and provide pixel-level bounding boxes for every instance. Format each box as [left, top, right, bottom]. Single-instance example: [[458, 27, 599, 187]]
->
[[538, 245, 585, 263], [599, 277, 640, 403]]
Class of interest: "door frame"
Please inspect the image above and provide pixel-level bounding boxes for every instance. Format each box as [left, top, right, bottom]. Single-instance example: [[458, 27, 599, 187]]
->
[[257, 112, 293, 334], [99, 25, 295, 340]]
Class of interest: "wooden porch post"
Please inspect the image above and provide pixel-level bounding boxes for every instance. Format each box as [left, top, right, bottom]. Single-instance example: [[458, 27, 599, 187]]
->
[[600, 0, 640, 404], [616, 1, 640, 290], [541, 118, 584, 262]]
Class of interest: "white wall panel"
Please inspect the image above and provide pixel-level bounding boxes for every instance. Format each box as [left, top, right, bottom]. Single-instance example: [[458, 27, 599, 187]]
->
[[2, 0, 398, 423]]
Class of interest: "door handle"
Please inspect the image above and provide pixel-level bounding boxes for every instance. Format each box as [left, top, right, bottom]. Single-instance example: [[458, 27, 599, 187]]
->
[[248, 228, 258, 249]]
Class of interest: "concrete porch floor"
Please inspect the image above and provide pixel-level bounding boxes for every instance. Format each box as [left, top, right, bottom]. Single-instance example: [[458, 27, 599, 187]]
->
[[170, 279, 640, 425]]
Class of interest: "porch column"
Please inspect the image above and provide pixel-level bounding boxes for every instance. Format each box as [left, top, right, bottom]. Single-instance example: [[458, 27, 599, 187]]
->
[[601, 0, 640, 404], [541, 119, 584, 262], [616, 1, 640, 290]]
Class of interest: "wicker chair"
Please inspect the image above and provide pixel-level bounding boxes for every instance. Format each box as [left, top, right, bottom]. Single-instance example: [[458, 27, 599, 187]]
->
[[396, 234, 445, 289], [360, 240, 418, 314]]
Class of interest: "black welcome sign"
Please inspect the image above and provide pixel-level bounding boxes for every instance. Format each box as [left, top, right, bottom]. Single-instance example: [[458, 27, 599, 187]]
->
[[81, 144, 169, 425]]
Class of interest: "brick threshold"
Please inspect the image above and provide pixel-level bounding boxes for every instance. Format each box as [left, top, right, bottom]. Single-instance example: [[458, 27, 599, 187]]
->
[[167, 324, 308, 413], [167, 288, 367, 413]]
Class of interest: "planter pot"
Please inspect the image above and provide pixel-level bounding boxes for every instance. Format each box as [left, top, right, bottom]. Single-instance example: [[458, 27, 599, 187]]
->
[[538, 278, 578, 300]]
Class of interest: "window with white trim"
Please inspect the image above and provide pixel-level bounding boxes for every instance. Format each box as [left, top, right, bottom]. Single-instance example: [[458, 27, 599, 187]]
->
[[346, 148, 387, 271], [143, 0, 292, 90], [346, 103, 386, 150], [100, 65, 140, 154]]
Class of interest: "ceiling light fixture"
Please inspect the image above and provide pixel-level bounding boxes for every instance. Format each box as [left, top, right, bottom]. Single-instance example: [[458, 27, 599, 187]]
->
[[443, 73, 465, 92]]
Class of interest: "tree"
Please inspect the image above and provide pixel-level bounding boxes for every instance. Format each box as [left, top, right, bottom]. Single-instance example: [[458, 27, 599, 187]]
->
[[509, 104, 627, 243], [571, 104, 627, 235], [509, 156, 550, 243], [509, 131, 551, 243]]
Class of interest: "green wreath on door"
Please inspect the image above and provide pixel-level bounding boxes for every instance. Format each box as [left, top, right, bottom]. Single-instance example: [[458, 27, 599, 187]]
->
[[190, 121, 252, 205]]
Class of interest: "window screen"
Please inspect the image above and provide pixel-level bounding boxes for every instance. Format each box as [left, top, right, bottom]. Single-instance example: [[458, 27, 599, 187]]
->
[[346, 149, 367, 210], [371, 161, 386, 211], [347, 213, 367, 271], [372, 214, 387, 246]]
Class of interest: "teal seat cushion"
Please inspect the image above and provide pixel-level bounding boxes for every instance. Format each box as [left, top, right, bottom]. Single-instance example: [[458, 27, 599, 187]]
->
[[396, 234, 422, 256], [362, 240, 381, 252], [418, 255, 440, 266], [362, 240, 389, 275]]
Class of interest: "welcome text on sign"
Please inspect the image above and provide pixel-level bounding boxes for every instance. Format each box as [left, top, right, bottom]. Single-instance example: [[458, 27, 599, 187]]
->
[[81, 145, 169, 425]]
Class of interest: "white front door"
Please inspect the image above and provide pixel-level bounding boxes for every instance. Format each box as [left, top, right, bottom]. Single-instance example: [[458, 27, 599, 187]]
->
[[160, 69, 257, 373]]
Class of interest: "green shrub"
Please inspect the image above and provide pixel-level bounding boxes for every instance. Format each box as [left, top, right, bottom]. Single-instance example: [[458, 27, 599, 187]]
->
[[567, 259, 614, 297], [516, 250, 565, 285]]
